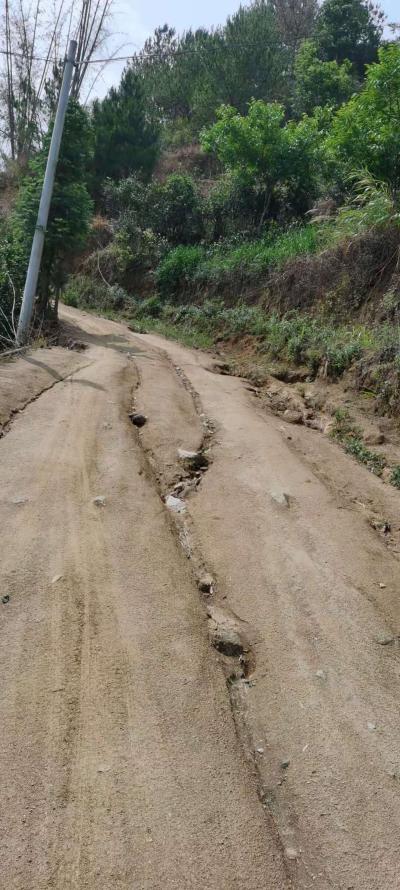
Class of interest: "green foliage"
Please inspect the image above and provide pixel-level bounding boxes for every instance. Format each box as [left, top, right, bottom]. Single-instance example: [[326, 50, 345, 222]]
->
[[63, 274, 132, 312], [12, 100, 93, 310], [343, 436, 386, 474], [293, 39, 355, 114], [92, 68, 160, 190], [156, 225, 320, 299], [148, 174, 204, 245], [330, 407, 386, 474], [156, 245, 205, 299], [204, 173, 261, 240], [126, 297, 372, 378], [134, 295, 163, 318], [326, 44, 400, 187], [202, 100, 325, 219], [131, 4, 291, 134], [390, 466, 400, 488], [327, 173, 400, 241], [0, 225, 26, 343], [104, 172, 203, 246], [314, 0, 384, 73]]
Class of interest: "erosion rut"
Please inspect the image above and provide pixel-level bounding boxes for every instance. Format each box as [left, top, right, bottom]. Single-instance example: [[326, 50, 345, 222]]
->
[[0, 322, 288, 890]]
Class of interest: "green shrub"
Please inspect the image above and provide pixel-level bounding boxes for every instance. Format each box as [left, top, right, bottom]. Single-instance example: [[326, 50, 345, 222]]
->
[[135, 295, 163, 318], [155, 226, 320, 300], [156, 245, 205, 299], [390, 466, 400, 488], [62, 275, 131, 312], [343, 437, 386, 475], [0, 226, 25, 344]]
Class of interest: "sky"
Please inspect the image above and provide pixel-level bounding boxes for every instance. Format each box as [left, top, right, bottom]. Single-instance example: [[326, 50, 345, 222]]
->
[[94, 0, 400, 96]]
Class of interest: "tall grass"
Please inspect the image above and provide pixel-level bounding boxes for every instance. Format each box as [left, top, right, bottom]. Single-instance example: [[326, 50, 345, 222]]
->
[[129, 299, 382, 378], [156, 225, 321, 298]]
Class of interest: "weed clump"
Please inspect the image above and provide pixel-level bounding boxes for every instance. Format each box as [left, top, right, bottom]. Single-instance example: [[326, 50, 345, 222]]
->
[[331, 409, 386, 476]]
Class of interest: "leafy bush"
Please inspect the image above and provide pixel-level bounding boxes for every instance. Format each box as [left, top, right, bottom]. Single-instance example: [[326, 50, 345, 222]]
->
[[201, 99, 326, 221], [343, 437, 386, 475], [326, 44, 400, 189], [156, 245, 205, 299], [293, 39, 355, 115], [13, 101, 93, 311], [148, 174, 204, 245], [390, 466, 400, 488], [62, 275, 132, 312], [134, 295, 163, 318], [104, 172, 203, 246], [0, 225, 25, 344]]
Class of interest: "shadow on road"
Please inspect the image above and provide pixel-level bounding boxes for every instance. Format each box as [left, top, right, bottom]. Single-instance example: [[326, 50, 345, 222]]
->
[[60, 318, 155, 360]]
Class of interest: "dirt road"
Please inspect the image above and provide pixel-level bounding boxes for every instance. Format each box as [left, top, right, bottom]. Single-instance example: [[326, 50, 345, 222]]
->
[[1, 306, 400, 889]]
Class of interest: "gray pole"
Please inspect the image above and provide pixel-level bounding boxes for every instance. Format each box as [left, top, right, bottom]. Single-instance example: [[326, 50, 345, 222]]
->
[[16, 40, 77, 344]]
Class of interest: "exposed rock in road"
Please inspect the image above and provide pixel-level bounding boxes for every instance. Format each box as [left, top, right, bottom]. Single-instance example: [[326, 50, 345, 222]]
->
[[178, 447, 209, 471], [270, 490, 290, 507], [283, 408, 303, 424], [129, 412, 147, 427], [165, 493, 186, 513]]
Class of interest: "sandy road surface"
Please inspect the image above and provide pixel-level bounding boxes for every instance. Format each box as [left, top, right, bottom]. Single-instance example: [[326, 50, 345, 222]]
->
[[0, 315, 288, 889], [2, 305, 400, 889]]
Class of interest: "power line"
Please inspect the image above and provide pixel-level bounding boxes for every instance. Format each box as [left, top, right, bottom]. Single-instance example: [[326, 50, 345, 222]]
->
[[0, 41, 273, 66]]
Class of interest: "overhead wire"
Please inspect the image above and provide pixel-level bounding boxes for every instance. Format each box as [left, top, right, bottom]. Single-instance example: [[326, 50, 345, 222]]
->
[[0, 41, 269, 66]]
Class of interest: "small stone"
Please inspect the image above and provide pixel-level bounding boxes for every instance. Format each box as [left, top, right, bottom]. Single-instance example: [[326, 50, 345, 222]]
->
[[323, 420, 335, 436], [66, 339, 87, 352], [307, 418, 323, 431], [316, 669, 327, 680], [256, 747, 265, 754], [198, 574, 214, 593], [129, 413, 147, 428], [283, 409, 303, 425], [281, 759, 290, 770], [165, 494, 186, 514], [2, 594, 10, 604], [93, 496, 106, 507], [379, 582, 386, 589], [364, 431, 385, 446], [178, 448, 198, 460], [213, 361, 232, 376], [375, 633, 395, 646], [285, 847, 298, 861], [367, 721, 377, 732], [271, 491, 290, 507], [51, 574, 63, 585], [12, 496, 29, 506]]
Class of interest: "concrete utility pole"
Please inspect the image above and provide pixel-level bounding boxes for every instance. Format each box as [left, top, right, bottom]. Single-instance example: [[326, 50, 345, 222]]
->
[[16, 40, 77, 344]]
